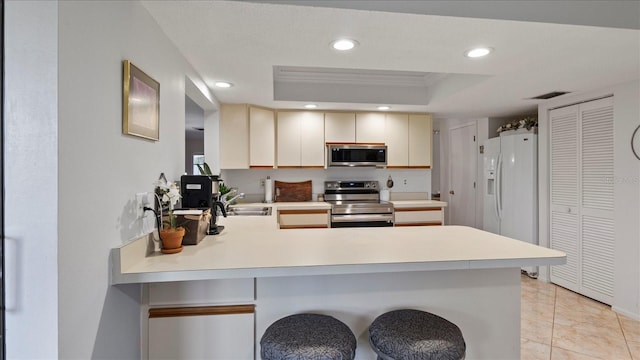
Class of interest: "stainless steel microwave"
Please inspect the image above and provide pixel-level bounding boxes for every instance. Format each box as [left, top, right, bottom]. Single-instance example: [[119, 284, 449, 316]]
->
[[327, 144, 387, 167]]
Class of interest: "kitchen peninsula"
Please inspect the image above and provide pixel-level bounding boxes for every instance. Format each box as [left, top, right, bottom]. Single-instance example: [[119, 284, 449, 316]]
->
[[112, 203, 565, 359]]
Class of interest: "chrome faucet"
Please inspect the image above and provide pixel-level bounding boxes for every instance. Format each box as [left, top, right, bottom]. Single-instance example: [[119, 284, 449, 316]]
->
[[222, 191, 245, 211]]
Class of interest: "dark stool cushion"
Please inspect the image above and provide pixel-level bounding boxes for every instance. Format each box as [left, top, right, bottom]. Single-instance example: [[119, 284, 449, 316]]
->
[[369, 309, 465, 360], [261, 313, 357, 360]]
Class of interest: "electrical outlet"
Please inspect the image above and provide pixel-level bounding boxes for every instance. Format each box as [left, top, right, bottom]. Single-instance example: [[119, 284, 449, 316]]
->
[[143, 192, 154, 208], [136, 192, 154, 218], [403, 179, 407, 185], [135, 192, 146, 218], [260, 178, 266, 187]]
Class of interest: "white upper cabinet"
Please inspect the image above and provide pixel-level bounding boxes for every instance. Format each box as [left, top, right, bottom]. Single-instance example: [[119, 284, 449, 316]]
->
[[356, 113, 386, 143], [220, 104, 249, 169], [385, 113, 409, 167], [221, 104, 432, 170], [408, 114, 432, 168], [299, 112, 325, 167], [277, 111, 325, 167], [249, 106, 275, 168], [325, 112, 356, 143], [276, 111, 300, 167]]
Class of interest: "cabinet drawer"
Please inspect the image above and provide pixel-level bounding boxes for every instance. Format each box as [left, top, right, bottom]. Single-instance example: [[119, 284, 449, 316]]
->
[[278, 210, 329, 229], [149, 305, 254, 360], [395, 208, 443, 226]]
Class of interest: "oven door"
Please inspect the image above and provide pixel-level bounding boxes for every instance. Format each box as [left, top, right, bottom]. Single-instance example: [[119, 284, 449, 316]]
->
[[331, 213, 394, 228]]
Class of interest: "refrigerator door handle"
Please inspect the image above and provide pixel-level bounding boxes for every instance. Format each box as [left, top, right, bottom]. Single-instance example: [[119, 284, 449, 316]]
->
[[495, 154, 502, 220]]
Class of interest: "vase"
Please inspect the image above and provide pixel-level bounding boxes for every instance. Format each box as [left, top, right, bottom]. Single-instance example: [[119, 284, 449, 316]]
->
[[160, 227, 185, 254]]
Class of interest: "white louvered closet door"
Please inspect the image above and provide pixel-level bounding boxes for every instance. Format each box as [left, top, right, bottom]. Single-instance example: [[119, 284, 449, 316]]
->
[[580, 97, 614, 303], [549, 97, 614, 305], [550, 104, 580, 289]]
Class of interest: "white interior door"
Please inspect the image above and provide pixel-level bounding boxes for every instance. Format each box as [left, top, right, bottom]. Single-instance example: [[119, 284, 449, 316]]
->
[[550, 104, 580, 289], [578, 97, 614, 303], [449, 123, 477, 227], [549, 97, 614, 305]]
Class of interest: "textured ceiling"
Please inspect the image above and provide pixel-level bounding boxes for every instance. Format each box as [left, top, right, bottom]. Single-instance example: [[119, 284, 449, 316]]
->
[[143, 0, 640, 118]]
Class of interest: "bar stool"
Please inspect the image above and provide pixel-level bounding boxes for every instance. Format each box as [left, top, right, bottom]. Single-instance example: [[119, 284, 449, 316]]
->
[[369, 309, 466, 360], [260, 313, 357, 360]]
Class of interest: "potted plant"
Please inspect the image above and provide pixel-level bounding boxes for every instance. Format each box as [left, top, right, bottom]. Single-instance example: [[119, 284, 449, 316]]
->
[[155, 180, 185, 254], [197, 162, 232, 198]]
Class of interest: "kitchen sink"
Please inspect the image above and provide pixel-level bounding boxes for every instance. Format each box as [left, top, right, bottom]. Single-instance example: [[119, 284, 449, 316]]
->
[[226, 207, 272, 216]]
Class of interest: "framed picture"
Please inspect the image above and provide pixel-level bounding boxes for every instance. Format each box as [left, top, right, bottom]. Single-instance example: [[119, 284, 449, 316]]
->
[[123, 60, 160, 141]]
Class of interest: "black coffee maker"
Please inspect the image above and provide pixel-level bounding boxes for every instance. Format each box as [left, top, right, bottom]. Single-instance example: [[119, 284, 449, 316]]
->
[[180, 175, 226, 235]]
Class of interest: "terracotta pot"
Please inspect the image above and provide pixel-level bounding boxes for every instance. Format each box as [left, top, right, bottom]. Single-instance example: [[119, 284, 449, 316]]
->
[[160, 227, 185, 254]]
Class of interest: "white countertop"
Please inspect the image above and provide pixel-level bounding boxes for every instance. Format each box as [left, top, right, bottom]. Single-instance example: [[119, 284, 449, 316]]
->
[[111, 204, 565, 284], [233, 200, 446, 209], [236, 201, 332, 211]]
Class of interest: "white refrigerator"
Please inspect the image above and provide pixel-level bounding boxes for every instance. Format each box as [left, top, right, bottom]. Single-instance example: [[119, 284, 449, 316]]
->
[[482, 130, 538, 276]]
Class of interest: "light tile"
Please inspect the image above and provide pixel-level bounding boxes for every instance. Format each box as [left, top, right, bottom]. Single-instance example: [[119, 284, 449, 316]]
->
[[551, 346, 604, 360], [522, 288, 556, 310], [521, 276, 555, 345], [554, 288, 620, 334], [522, 338, 551, 360], [522, 276, 557, 302], [619, 315, 640, 340], [522, 297, 555, 322], [553, 304, 622, 334], [552, 321, 631, 360], [522, 312, 554, 345], [521, 277, 637, 360], [620, 315, 640, 360], [628, 341, 640, 360], [555, 287, 613, 315]]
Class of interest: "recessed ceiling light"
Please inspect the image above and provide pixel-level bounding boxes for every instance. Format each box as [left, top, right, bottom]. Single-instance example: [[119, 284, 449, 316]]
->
[[331, 39, 359, 51], [304, 104, 318, 109], [465, 47, 493, 58], [214, 81, 233, 88], [377, 106, 391, 111]]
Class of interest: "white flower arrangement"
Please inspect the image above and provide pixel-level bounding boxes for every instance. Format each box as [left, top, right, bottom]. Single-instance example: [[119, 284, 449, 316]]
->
[[497, 116, 538, 133]]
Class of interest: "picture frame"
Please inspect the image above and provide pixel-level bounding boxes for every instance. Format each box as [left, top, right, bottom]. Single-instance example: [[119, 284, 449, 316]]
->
[[123, 60, 160, 141]]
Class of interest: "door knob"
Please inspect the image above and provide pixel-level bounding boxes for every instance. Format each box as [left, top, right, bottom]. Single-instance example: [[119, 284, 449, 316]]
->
[[449, 190, 455, 195]]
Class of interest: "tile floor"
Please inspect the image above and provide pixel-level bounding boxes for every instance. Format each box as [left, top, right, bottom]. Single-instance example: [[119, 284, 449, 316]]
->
[[521, 275, 640, 360]]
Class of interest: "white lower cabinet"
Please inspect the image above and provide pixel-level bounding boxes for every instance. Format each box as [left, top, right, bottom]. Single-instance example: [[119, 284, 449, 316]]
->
[[146, 279, 256, 359], [278, 209, 330, 229], [148, 308, 254, 360], [395, 207, 444, 226]]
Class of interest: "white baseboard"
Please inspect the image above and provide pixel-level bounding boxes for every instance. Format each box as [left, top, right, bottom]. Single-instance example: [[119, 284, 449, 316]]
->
[[612, 305, 640, 320]]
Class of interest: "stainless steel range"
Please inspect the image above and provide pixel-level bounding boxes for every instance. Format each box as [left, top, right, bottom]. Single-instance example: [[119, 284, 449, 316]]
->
[[324, 181, 394, 228]]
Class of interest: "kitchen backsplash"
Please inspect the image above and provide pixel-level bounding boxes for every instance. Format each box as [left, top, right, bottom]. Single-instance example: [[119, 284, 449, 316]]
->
[[221, 168, 431, 201]]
